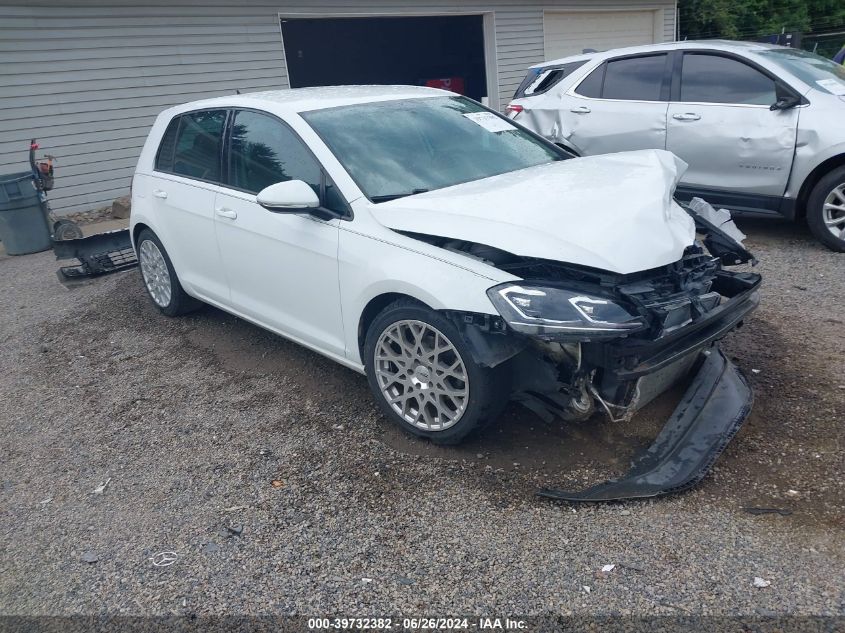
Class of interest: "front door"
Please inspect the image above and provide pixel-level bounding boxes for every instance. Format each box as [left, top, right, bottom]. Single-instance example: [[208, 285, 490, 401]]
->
[[213, 109, 346, 356], [563, 52, 671, 155], [666, 51, 799, 202]]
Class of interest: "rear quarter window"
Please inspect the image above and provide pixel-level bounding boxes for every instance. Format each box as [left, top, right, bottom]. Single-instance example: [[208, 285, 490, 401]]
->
[[574, 63, 605, 98], [514, 61, 588, 98], [154, 117, 180, 172]]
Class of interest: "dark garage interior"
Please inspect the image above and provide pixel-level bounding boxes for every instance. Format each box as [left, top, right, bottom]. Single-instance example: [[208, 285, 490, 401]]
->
[[281, 15, 488, 101]]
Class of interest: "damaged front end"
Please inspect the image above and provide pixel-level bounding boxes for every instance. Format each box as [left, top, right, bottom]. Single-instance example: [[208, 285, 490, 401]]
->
[[441, 203, 760, 501]]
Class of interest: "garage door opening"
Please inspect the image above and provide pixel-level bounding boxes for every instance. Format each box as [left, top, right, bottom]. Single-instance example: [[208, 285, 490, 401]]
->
[[281, 15, 488, 101]]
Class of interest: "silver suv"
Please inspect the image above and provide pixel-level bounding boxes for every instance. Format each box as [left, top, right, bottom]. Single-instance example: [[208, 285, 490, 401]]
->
[[507, 40, 845, 251]]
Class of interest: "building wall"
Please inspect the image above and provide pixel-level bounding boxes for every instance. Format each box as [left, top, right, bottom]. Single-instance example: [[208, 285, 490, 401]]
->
[[0, 0, 676, 214]]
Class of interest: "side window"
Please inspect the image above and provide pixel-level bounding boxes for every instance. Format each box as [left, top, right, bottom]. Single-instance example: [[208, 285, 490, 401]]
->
[[680, 54, 777, 105], [229, 110, 322, 197], [602, 54, 667, 101], [172, 110, 226, 182], [574, 64, 604, 98], [155, 117, 180, 172]]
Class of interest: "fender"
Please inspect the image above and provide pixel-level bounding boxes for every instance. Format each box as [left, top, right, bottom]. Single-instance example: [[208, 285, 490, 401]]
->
[[786, 139, 845, 200]]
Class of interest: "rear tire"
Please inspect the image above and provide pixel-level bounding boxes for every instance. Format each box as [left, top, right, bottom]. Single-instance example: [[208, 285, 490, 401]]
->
[[806, 166, 845, 252], [363, 299, 509, 445], [136, 228, 201, 317]]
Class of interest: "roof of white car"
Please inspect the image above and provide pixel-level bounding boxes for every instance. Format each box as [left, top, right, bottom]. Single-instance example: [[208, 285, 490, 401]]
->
[[534, 39, 785, 68], [163, 85, 453, 116]]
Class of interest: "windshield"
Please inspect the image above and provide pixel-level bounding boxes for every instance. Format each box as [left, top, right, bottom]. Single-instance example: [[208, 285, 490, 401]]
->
[[302, 96, 565, 201], [758, 48, 845, 95]]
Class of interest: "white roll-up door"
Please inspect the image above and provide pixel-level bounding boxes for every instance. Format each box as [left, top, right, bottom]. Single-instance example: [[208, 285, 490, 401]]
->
[[544, 10, 660, 61]]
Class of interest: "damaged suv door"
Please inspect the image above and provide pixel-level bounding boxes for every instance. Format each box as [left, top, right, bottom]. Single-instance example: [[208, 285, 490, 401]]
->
[[667, 52, 799, 202]]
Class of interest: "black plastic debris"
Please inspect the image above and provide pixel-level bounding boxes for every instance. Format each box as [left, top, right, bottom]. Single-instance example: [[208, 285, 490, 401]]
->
[[538, 348, 752, 502]]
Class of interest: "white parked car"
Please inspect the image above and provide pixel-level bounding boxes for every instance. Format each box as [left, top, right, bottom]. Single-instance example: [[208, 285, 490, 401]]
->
[[507, 41, 845, 251], [131, 86, 760, 500]]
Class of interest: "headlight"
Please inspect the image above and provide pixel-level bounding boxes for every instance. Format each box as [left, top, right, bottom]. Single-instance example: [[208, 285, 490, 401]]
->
[[486, 283, 646, 339]]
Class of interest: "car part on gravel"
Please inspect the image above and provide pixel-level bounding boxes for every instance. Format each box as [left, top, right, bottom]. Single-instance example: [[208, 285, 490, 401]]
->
[[53, 229, 137, 281], [537, 348, 751, 501]]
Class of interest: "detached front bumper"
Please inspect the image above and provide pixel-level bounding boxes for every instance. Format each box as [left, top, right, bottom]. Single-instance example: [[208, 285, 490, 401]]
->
[[538, 347, 752, 501]]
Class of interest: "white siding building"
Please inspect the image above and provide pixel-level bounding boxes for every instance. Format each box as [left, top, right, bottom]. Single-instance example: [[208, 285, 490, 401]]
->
[[0, 0, 677, 214]]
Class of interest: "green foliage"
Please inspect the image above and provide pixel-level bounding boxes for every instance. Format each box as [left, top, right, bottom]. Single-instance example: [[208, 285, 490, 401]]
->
[[679, 0, 845, 40]]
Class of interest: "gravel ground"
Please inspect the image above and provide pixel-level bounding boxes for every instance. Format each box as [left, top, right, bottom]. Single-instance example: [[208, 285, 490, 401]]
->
[[0, 218, 843, 618]]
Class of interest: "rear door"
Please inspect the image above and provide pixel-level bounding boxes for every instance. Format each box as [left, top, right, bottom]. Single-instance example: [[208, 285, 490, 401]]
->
[[562, 53, 671, 155], [146, 109, 229, 303], [666, 51, 799, 203], [213, 109, 346, 356]]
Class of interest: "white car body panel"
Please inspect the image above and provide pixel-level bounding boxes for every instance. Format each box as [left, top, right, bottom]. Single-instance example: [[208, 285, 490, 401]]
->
[[212, 188, 346, 357], [370, 149, 695, 275], [131, 172, 230, 304], [337, 209, 515, 365]]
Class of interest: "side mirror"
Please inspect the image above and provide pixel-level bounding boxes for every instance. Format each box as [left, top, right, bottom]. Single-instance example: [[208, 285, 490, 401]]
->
[[770, 96, 800, 111], [256, 180, 319, 212]]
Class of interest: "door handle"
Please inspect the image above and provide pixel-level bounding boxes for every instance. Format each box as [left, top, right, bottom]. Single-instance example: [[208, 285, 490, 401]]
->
[[570, 106, 591, 114], [672, 113, 701, 121], [152, 189, 168, 199], [215, 206, 237, 220]]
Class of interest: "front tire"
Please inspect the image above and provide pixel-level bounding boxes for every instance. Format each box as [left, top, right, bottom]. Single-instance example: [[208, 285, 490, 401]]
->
[[136, 228, 201, 316], [363, 300, 509, 445], [807, 166, 845, 252]]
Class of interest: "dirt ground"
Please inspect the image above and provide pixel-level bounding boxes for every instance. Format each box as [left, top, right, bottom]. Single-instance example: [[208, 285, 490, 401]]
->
[[0, 216, 843, 617]]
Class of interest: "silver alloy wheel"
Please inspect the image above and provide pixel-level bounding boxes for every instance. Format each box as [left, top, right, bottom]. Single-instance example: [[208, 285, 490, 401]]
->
[[139, 239, 172, 308], [823, 183, 845, 240], [374, 319, 469, 432]]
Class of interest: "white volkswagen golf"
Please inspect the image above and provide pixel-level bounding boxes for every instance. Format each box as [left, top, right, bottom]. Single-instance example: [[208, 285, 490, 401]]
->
[[131, 86, 761, 500]]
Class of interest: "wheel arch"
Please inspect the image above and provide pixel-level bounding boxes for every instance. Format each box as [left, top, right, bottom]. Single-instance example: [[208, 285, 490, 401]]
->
[[357, 292, 430, 361], [131, 222, 152, 249], [795, 153, 845, 219]]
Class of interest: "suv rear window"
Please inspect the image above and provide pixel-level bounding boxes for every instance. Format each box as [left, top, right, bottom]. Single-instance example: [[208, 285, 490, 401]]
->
[[513, 61, 587, 98], [171, 110, 227, 182]]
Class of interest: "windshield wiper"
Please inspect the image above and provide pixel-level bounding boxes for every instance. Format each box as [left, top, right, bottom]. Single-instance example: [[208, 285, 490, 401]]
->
[[371, 188, 429, 203]]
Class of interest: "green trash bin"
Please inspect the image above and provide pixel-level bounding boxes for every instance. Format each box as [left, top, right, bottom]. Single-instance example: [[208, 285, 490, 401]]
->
[[0, 171, 52, 255]]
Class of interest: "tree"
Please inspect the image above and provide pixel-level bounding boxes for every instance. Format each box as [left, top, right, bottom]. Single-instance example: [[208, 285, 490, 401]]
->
[[679, 0, 844, 40]]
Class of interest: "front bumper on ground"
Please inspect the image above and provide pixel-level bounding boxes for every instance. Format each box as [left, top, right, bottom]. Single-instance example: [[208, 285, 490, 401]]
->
[[52, 228, 137, 282], [538, 346, 752, 501]]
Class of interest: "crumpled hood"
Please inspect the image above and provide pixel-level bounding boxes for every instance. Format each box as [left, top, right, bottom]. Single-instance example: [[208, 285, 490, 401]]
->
[[371, 149, 696, 275]]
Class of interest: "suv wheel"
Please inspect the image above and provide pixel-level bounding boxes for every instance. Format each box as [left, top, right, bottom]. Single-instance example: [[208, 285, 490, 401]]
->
[[137, 228, 201, 316], [807, 166, 845, 252], [363, 300, 509, 445]]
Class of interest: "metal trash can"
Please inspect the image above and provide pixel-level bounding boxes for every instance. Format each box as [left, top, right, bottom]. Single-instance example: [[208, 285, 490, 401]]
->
[[0, 171, 52, 255]]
